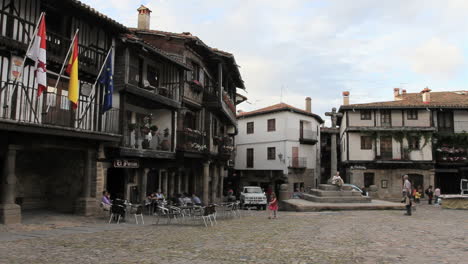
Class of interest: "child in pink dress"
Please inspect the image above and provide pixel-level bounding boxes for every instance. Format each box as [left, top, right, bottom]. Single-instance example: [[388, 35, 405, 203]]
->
[[268, 193, 278, 219]]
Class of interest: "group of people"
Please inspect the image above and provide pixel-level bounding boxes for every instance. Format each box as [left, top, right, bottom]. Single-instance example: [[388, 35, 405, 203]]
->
[[402, 175, 442, 216], [144, 191, 203, 210]]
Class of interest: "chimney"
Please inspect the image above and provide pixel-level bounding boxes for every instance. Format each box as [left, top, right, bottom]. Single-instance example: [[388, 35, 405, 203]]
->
[[305, 97, 312, 113], [421, 87, 431, 104], [342, 91, 350, 105], [137, 5, 152, 30], [402, 89, 407, 95], [394, 88, 401, 100]]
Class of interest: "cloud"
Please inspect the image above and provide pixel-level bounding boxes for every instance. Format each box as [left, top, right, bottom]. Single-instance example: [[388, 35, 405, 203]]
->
[[407, 38, 464, 79], [79, 0, 468, 121]]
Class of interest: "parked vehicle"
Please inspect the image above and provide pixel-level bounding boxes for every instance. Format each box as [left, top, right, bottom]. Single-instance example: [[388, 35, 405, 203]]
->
[[240, 186, 267, 210], [343, 184, 368, 196]]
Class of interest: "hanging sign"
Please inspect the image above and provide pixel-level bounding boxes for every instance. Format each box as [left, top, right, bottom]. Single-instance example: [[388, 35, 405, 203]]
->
[[113, 159, 139, 168], [10, 55, 24, 80]]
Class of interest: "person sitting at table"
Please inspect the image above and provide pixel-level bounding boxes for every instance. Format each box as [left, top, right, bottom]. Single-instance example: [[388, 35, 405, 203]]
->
[[145, 193, 155, 213], [192, 194, 202, 206], [155, 190, 165, 200], [101, 191, 112, 210], [182, 193, 193, 206]]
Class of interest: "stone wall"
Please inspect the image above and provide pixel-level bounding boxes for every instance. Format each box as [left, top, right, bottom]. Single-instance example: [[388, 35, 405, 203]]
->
[[15, 149, 85, 212], [348, 168, 435, 199]]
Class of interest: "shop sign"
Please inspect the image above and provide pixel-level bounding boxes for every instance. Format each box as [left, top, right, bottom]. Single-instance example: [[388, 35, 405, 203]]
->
[[10, 55, 24, 80], [114, 159, 139, 168], [350, 165, 367, 170]]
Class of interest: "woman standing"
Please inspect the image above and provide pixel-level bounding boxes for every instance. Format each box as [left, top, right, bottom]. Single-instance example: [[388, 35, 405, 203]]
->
[[268, 193, 278, 219]]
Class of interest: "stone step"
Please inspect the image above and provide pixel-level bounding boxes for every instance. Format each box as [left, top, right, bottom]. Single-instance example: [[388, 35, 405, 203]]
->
[[302, 193, 372, 203], [309, 189, 363, 197], [318, 184, 352, 191]]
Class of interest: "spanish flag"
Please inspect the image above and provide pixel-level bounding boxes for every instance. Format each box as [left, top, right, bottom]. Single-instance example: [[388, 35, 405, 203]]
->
[[66, 34, 79, 109]]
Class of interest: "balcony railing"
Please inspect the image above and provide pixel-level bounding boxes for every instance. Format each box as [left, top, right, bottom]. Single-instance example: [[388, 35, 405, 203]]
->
[[124, 127, 172, 151], [454, 121, 468, 133], [176, 129, 206, 153], [0, 81, 119, 134], [288, 157, 307, 168], [300, 129, 318, 144], [217, 136, 235, 158]]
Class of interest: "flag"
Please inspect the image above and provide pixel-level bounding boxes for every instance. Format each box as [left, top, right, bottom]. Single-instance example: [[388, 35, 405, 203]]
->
[[66, 34, 79, 109], [99, 51, 113, 113], [26, 14, 47, 96]]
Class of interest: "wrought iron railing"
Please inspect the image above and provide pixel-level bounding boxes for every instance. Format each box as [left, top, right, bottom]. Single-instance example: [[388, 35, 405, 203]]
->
[[288, 157, 307, 168], [0, 81, 119, 134]]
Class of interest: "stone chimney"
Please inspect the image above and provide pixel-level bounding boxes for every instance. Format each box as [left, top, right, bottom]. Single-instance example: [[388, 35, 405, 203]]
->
[[137, 5, 152, 30], [421, 87, 431, 104], [402, 89, 407, 96], [394, 88, 401, 100], [342, 91, 350, 105], [305, 97, 312, 113]]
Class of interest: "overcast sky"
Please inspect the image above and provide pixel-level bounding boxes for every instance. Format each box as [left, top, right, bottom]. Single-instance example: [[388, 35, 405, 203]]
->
[[81, 0, 468, 122]]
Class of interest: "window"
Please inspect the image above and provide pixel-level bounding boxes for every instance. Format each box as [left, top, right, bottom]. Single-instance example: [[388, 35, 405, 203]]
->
[[147, 65, 160, 87], [247, 148, 254, 168], [267, 119, 276, 132], [212, 118, 218, 137], [364, 173, 375, 188], [247, 122, 254, 134], [267, 147, 276, 160], [380, 110, 391, 126], [361, 136, 373, 149], [408, 136, 420, 150], [361, 110, 372, 120], [407, 110, 418, 120], [190, 62, 200, 81]]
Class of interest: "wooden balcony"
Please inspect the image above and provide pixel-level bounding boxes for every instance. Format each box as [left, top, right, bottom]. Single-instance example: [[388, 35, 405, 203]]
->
[[176, 129, 207, 154], [300, 130, 318, 145], [203, 90, 237, 126], [0, 81, 120, 141]]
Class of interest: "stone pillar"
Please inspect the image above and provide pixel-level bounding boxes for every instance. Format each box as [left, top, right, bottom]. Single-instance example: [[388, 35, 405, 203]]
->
[[203, 161, 210, 205], [177, 171, 182, 194], [158, 171, 162, 192], [211, 165, 219, 203], [76, 148, 97, 216], [330, 133, 337, 180], [218, 166, 224, 198], [169, 171, 175, 196], [0, 145, 21, 224], [184, 169, 189, 193], [140, 168, 149, 203], [162, 171, 168, 197]]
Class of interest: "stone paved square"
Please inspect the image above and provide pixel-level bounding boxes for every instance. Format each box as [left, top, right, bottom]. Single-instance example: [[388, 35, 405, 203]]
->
[[0, 205, 466, 264]]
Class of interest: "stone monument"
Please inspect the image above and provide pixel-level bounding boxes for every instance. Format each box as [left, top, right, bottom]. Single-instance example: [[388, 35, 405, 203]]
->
[[325, 107, 342, 183]]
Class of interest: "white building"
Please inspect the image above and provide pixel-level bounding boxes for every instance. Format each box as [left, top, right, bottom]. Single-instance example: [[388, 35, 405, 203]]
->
[[235, 98, 324, 194]]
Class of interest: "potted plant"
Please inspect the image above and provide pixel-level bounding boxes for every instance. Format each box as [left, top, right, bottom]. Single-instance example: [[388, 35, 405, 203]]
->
[[160, 128, 171, 151], [189, 80, 203, 93], [128, 123, 137, 132]]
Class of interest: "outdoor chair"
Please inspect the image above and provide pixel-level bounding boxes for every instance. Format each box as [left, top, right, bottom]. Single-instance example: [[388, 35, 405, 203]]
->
[[131, 205, 144, 225], [108, 204, 126, 224]]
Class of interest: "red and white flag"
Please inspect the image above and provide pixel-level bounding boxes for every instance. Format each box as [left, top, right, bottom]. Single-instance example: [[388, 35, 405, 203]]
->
[[26, 14, 47, 96]]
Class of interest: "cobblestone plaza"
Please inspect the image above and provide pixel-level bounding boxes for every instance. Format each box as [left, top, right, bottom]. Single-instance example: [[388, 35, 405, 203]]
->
[[0, 205, 466, 264]]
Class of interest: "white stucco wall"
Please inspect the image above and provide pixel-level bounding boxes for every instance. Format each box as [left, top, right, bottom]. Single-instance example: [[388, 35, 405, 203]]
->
[[235, 110, 321, 173], [454, 110, 468, 133]]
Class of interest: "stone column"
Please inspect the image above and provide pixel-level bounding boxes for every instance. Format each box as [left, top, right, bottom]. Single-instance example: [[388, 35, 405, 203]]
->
[[218, 166, 225, 198], [177, 171, 182, 194], [76, 148, 97, 216], [158, 171, 162, 192], [330, 133, 337, 180], [0, 145, 21, 224], [162, 171, 168, 197], [211, 165, 219, 203], [140, 168, 149, 203], [169, 171, 175, 196], [203, 161, 210, 205], [184, 169, 189, 193]]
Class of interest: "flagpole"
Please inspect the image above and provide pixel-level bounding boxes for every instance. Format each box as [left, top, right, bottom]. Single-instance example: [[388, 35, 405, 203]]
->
[[45, 28, 79, 114], [6, 12, 46, 123], [77, 46, 113, 126]]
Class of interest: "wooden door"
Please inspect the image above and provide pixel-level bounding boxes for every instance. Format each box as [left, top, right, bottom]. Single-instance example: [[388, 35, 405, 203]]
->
[[292, 147, 299, 167], [43, 80, 73, 127], [380, 137, 393, 160]]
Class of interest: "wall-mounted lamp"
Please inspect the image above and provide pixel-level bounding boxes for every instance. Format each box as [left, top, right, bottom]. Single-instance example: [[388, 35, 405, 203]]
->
[[278, 153, 285, 163]]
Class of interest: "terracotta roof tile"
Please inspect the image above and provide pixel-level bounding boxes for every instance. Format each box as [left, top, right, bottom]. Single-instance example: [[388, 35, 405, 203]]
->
[[237, 103, 324, 123], [341, 91, 468, 110]]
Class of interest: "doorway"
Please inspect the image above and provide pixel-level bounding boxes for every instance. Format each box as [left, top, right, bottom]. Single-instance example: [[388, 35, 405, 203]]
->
[[407, 174, 424, 191], [146, 169, 160, 195], [107, 168, 126, 200], [380, 137, 392, 160]]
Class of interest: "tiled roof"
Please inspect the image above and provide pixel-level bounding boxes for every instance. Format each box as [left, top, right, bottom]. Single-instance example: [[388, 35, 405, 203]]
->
[[130, 28, 245, 89], [340, 91, 468, 110], [123, 34, 190, 70], [237, 103, 324, 123]]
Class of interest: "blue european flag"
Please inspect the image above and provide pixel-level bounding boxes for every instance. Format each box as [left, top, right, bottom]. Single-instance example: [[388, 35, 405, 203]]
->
[[99, 54, 113, 113]]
